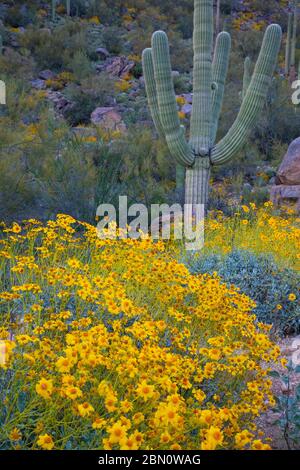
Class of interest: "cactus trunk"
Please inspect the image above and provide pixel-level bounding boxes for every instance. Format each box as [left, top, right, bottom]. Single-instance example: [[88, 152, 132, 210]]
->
[[286, 12, 293, 75], [215, 0, 221, 35], [185, 159, 210, 206], [176, 164, 185, 200], [142, 0, 281, 212], [291, 1, 298, 67], [52, 0, 56, 22], [66, 0, 71, 16]]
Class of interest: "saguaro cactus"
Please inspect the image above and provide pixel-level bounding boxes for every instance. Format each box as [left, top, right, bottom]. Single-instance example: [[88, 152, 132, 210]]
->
[[66, 0, 71, 16], [285, 1, 298, 80], [290, 1, 298, 83], [142, 0, 281, 208], [51, 0, 56, 22], [285, 11, 293, 75], [242, 57, 252, 100]]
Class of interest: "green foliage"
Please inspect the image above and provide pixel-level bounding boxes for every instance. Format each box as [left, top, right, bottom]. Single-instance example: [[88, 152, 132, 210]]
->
[[20, 22, 88, 70], [117, 127, 173, 207], [67, 49, 92, 81], [64, 73, 116, 126], [271, 362, 300, 449], [189, 250, 300, 336], [102, 26, 123, 55]]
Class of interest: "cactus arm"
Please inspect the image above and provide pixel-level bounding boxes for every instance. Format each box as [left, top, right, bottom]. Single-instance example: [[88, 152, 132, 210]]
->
[[242, 57, 252, 99], [211, 24, 282, 165], [66, 0, 71, 16], [211, 31, 231, 144], [285, 11, 293, 74], [190, 0, 214, 156], [142, 48, 165, 139], [291, 2, 298, 68], [151, 31, 195, 166]]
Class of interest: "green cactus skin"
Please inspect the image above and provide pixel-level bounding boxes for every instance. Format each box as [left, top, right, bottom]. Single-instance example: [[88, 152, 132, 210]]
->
[[66, 0, 71, 16], [142, 0, 282, 208], [176, 164, 185, 198], [51, 0, 56, 22], [285, 12, 293, 75], [291, 1, 298, 68], [215, 0, 221, 35], [242, 57, 252, 100]]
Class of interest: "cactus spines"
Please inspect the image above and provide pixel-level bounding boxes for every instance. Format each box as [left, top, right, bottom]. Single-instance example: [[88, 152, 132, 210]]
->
[[142, 0, 282, 208]]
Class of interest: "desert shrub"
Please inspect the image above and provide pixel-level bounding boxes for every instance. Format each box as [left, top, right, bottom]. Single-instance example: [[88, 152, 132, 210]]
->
[[116, 127, 173, 207], [64, 73, 116, 125], [20, 23, 87, 70], [173, 74, 192, 94], [0, 216, 282, 450], [203, 204, 300, 271], [170, 38, 193, 73], [0, 49, 35, 80], [24, 115, 123, 221], [67, 49, 93, 81], [4, 4, 35, 28], [271, 362, 300, 450], [188, 250, 300, 337], [102, 26, 123, 54]]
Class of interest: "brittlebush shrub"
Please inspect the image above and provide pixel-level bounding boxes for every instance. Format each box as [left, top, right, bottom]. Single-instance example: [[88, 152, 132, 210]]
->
[[0, 215, 283, 450], [203, 203, 300, 271]]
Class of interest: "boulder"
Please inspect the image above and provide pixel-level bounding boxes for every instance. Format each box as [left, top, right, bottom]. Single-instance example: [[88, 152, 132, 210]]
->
[[39, 69, 56, 81], [270, 185, 300, 211], [30, 79, 46, 90], [182, 93, 193, 104], [46, 91, 71, 112], [91, 107, 126, 133], [97, 56, 135, 78], [95, 47, 110, 60], [277, 137, 300, 185], [181, 103, 192, 115]]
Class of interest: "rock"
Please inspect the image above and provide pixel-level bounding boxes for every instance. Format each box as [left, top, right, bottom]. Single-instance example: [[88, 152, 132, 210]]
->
[[182, 93, 193, 104], [95, 47, 110, 60], [97, 56, 135, 79], [181, 103, 192, 115], [39, 70, 56, 81], [172, 71, 180, 77], [277, 137, 300, 185], [30, 79, 46, 90], [46, 91, 71, 112], [91, 107, 126, 133], [270, 185, 300, 210]]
